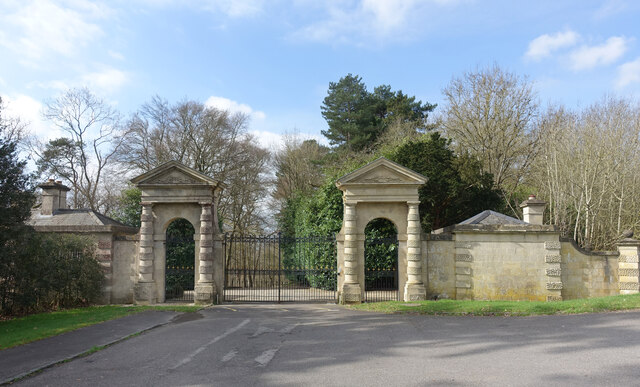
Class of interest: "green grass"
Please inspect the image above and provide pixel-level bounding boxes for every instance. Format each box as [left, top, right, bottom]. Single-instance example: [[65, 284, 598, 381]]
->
[[0, 305, 200, 350], [349, 293, 640, 316]]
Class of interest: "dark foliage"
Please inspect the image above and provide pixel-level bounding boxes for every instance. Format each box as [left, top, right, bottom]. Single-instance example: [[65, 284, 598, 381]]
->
[[387, 133, 503, 232], [0, 234, 103, 316], [164, 219, 195, 297]]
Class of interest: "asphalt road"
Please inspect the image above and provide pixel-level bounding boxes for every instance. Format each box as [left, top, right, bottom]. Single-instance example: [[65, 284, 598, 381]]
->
[[16, 304, 640, 386]]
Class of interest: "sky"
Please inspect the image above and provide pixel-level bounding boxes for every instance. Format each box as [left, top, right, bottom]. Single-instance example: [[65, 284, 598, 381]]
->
[[1, 0, 640, 150]]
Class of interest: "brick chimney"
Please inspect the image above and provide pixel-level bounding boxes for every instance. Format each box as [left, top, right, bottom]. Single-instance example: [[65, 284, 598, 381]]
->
[[38, 179, 71, 215], [519, 195, 546, 225]]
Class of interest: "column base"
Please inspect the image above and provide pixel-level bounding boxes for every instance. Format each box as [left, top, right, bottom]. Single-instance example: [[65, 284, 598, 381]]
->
[[134, 282, 157, 304], [195, 283, 217, 305], [404, 283, 426, 301], [339, 283, 362, 304]]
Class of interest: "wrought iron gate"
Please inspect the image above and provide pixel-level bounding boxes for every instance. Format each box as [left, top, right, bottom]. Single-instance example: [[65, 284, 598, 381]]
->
[[165, 235, 195, 302], [224, 234, 337, 302], [364, 235, 399, 302]]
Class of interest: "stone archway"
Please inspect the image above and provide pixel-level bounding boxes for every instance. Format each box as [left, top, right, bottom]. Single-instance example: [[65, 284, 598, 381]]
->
[[335, 158, 427, 303], [130, 161, 225, 305]]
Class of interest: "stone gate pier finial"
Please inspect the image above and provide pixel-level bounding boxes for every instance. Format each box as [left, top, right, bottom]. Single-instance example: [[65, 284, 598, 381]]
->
[[520, 195, 546, 225]]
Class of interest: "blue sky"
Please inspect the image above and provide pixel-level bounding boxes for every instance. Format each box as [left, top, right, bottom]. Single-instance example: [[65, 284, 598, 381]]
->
[[1, 0, 640, 148]]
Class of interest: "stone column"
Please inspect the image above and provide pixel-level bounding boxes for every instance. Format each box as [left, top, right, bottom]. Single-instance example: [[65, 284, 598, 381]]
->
[[194, 203, 217, 304], [544, 241, 563, 301], [134, 202, 157, 304], [404, 201, 426, 301], [618, 238, 640, 294], [341, 202, 362, 303]]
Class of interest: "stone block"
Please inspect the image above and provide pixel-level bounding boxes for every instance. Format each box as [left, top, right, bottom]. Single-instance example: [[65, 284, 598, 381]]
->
[[98, 240, 112, 249], [619, 281, 640, 290], [544, 241, 561, 250], [407, 266, 422, 275], [404, 283, 426, 301], [340, 284, 362, 304], [620, 254, 639, 263], [455, 242, 472, 249], [344, 266, 357, 275], [96, 254, 112, 261], [545, 254, 562, 263], [456, 280, 472, 289], [546, 295, 563, 302], [134, 282, 157, 304], [545, 268, 561, 277], [455, 254, 473, 262], [195, 283, 216, 305], [546, 282, 563, 290], [619, 268, 640, 277], [455, 266, 471, 275]]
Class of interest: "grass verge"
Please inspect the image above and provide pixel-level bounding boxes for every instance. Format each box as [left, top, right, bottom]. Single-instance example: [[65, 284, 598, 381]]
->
[[349, 293, 640, 316], [0, 305, 200, 350]]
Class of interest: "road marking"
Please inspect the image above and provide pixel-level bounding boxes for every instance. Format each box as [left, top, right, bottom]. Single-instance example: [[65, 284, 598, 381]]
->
[[222, 307, 237, 312], [251, 326, 274, 337], [279, 323, 298, 333], [221, 349, 238, 362], [172, 318, 250, 369], [255, 348, 279, 367]]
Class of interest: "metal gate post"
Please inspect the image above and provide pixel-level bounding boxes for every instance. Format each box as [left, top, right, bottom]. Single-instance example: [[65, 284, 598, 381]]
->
[[278, 232, 282, 303]]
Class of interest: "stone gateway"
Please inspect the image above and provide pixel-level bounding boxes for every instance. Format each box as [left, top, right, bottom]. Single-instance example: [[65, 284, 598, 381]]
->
[[29, 159, 640, 304]]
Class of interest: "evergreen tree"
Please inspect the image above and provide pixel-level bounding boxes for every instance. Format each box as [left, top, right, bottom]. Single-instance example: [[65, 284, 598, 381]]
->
[[321, 74, 436, 152], [388, 133, 503, 231]]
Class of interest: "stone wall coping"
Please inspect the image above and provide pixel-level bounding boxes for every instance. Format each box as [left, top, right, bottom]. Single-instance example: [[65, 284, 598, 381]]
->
[[33, 224, 139, 234], [423, 233, 453, 241], [448, 224, 558, 233], [617, 238, 640, 247], [560, 237, 620, 256]]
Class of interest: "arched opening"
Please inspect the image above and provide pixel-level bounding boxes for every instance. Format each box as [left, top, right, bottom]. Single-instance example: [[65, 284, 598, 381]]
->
[[165, 218, 196, 302], [364, 218, 399, 302]]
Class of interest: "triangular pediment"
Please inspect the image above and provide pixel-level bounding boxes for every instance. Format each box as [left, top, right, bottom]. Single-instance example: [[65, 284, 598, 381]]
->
[[336, 157, 427, 186], [131, 161, 225, 188]]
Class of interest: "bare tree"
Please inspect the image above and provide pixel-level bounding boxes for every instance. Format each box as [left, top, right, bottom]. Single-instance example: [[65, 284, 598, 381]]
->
[[272, 133, 329, 203], [0, 96, 27, 143], [531, 97, 640, 250], [117, 98, 272, 234], [34, 87, 128, 211], [442, 64, 540, 214]]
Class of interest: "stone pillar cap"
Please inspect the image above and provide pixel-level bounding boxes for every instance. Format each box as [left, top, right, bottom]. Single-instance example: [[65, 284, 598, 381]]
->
[[38, 179, 71, 191], [618, 234, 640, 246], [519, 194, 546, 208]]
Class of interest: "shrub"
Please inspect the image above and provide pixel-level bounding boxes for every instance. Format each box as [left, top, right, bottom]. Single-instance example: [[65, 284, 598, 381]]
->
[[0, 233, 103, 316]]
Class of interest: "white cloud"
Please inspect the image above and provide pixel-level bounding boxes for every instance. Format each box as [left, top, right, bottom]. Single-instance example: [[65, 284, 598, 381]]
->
[[362, 0, 420, 34], [616, 57, 640, 88], [205, 96, 266, 121], [0, 0, 106, 65], [28, 67, 129, 96], [248, 130, 327, 151], [2, 94, 62, 140], [568, 36, 630, 71], [138, 0, 264, 18], [108, 50, 125, 61], [293, 0, 451, 45], [594, 0, 629, 19], [525, 30, 579, 61], [201, 0, 264, 18], [81, 68, 129, 94]]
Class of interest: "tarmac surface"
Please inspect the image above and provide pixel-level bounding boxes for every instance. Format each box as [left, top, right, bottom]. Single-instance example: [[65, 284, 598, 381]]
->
[[0, 310, 180, 384], [3, 304, 640, 386]]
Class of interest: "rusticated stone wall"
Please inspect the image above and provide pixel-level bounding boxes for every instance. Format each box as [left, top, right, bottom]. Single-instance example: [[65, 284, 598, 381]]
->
[[423, 229, 633, 301]]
